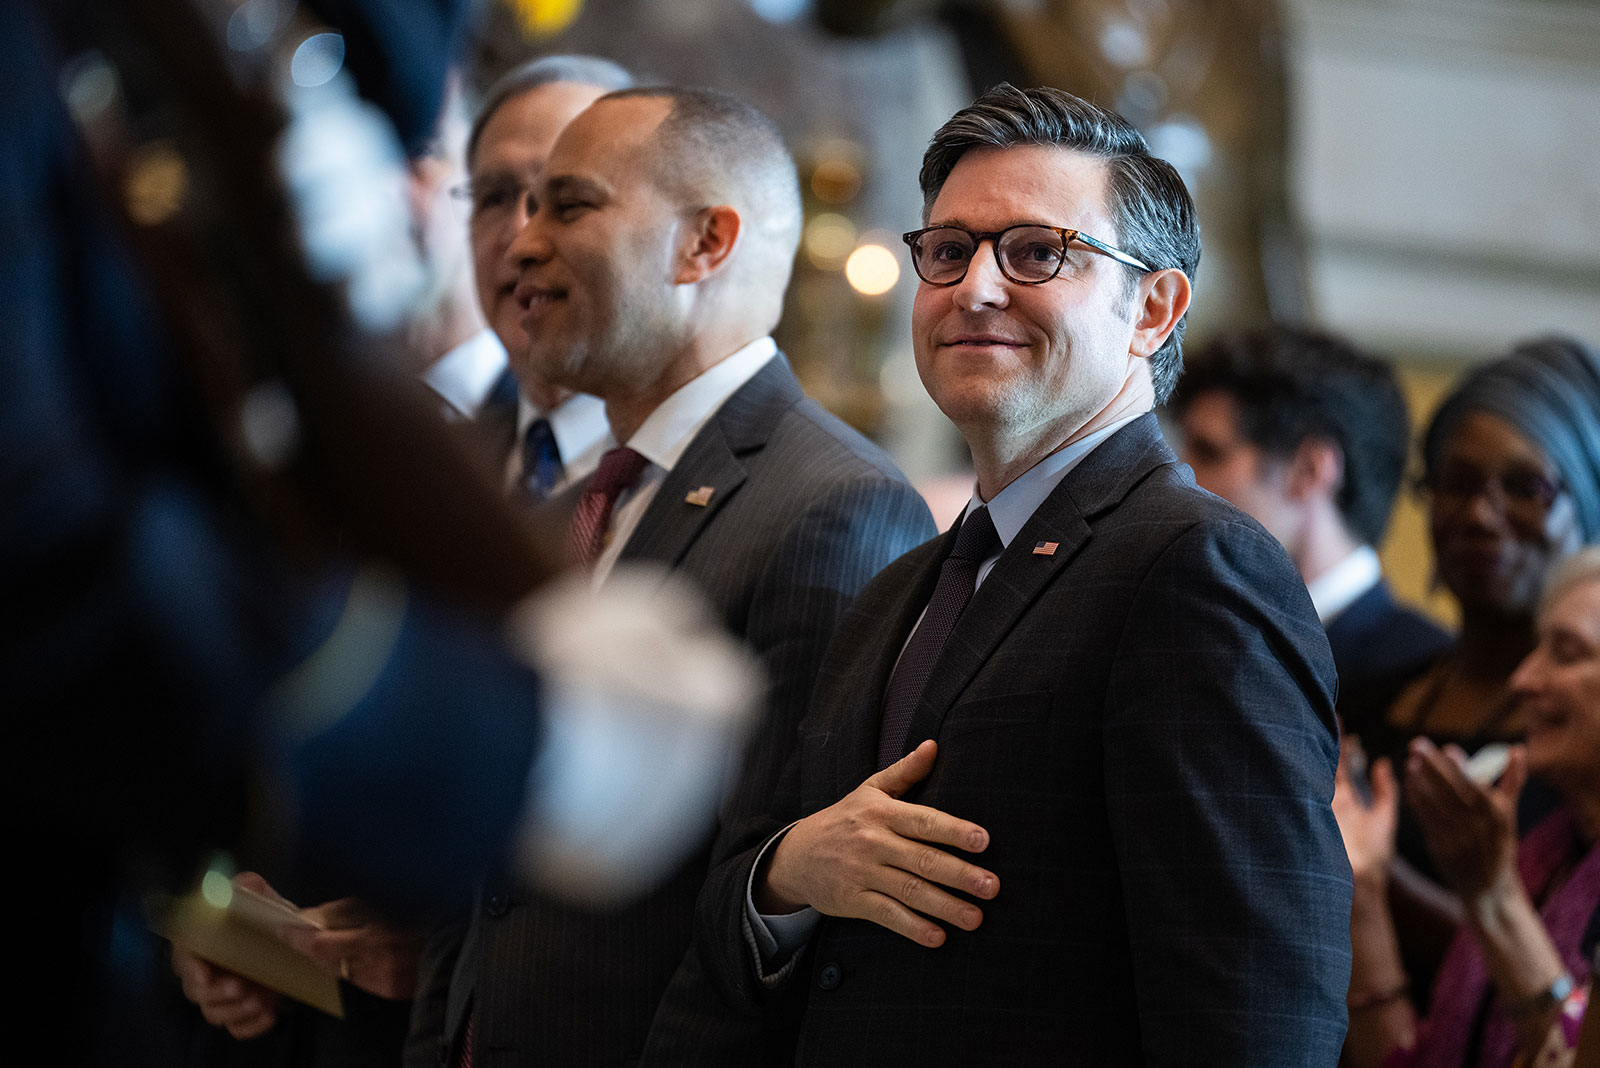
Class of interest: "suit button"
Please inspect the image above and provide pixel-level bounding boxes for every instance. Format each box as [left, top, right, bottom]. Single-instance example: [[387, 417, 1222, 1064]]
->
[[817, 962, 842, 991], [485, 893, 509, 916]]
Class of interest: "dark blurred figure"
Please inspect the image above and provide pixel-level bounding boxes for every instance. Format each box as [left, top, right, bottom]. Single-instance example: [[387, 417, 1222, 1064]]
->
[[1335, 545, 1600, 1068], [2, 2, 747, 1064], [1173, 325, 1451, 734]]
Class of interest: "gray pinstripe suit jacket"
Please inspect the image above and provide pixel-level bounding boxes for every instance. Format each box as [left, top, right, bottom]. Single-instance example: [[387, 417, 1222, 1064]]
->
[[412, 354, 935, 1068], [687, 414, 1353, 1067]]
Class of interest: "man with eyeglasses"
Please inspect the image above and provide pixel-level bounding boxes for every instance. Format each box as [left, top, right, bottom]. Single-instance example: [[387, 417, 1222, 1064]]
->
[[448, 55, 635, 500], [683, 84, 1352, 1067]]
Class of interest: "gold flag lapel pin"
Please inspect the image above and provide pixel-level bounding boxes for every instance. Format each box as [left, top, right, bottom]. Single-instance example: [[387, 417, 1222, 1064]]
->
[[685, 486, 715, 507]]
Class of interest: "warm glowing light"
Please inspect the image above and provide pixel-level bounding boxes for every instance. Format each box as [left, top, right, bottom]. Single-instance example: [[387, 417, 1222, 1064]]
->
[[845, 243, 899, 296], [508, 0, 584, 37], [802, 212, 856, 269], [125, 143, 187, 226], [811, 158, 862, 205]]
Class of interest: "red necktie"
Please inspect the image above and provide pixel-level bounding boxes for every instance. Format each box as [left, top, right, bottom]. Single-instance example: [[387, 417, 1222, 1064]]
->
[[569, 446, 649, 567]]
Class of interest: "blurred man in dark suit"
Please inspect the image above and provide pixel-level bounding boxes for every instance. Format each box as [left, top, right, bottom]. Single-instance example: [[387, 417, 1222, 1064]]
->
[[1172, 325, 1450, 734], [5, 4, 751, 1063]]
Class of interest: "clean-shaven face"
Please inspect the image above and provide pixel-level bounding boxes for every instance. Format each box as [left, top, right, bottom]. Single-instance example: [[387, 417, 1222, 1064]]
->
[[1179, 390, 1298, 546]]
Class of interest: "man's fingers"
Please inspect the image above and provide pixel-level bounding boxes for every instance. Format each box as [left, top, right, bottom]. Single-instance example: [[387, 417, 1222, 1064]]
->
[[867, 864, 987, 931], [865, 739, 939, 800], [233, 871, 294, 907], [877, 831, 999, 902], [883, 798, 991, 859], [853, 889, 955, 948]]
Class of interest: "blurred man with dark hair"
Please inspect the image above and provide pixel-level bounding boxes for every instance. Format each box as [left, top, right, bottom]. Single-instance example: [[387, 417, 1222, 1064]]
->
[[685, 83, 1350, 1067], [1172, 325, 1450, 732]]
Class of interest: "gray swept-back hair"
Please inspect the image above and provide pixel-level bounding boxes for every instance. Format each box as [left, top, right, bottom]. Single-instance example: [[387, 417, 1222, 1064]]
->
[[466, 55, 634, 166]]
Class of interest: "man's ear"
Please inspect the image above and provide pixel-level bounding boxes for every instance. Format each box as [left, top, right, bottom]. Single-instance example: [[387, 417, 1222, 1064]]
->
[[1286, 436, 1345, 503], [1129, 267, 1191, 359], [674, 205, 741, 284]]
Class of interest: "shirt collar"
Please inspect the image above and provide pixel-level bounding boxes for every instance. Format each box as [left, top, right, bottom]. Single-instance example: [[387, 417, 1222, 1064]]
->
[[959, 414, 1143, 549], [1306, 544, 1381, 623], [625, 337, 778, 471], [422, 329, 507, 418]]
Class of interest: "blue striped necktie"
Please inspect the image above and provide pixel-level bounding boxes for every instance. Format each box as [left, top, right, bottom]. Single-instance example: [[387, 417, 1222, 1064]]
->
[[520, 416, 564, 501]]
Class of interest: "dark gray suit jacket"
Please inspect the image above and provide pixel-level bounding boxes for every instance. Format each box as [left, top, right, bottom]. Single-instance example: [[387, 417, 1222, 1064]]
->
[[692, 414, 1353, 1067], [414, 354, 935, 1068]]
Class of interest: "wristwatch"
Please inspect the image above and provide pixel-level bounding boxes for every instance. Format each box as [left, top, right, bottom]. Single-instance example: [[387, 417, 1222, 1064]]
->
[[1508, 970, 1575, 1019]]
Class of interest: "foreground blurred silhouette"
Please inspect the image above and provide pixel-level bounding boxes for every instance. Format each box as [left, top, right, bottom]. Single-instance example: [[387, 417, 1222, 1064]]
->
[[3, 2, 755, 1062]]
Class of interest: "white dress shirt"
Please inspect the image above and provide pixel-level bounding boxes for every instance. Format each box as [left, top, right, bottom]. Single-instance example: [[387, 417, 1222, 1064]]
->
[[1305, 544, 1381, 625], [422, 329, 509, 420], [589, 337, 779, 585]]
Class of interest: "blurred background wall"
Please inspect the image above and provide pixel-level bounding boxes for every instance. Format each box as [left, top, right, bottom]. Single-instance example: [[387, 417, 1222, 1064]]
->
[[469, 0, 1600, 621]]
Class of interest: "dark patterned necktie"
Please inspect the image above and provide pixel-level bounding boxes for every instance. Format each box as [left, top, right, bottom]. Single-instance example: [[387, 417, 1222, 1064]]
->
[[876, 506, 1000, 769], [520, 416, 564, 501], [569, 446, 649, 567]]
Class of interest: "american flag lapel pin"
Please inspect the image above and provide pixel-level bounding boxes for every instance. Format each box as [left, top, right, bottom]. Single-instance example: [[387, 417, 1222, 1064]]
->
[[685, 486, 715, 507], [1032, 541, 1058, 556]]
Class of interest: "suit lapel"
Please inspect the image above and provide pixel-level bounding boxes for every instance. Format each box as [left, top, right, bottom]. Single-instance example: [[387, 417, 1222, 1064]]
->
[[616, 354, 803, 570], [895, 415, 1177, 757]]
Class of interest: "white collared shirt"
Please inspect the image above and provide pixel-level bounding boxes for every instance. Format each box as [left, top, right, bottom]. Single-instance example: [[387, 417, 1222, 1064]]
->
[[422, 329, 509, 421], [590, 337, 779, 585], [1305, 544, 1381, 625]]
